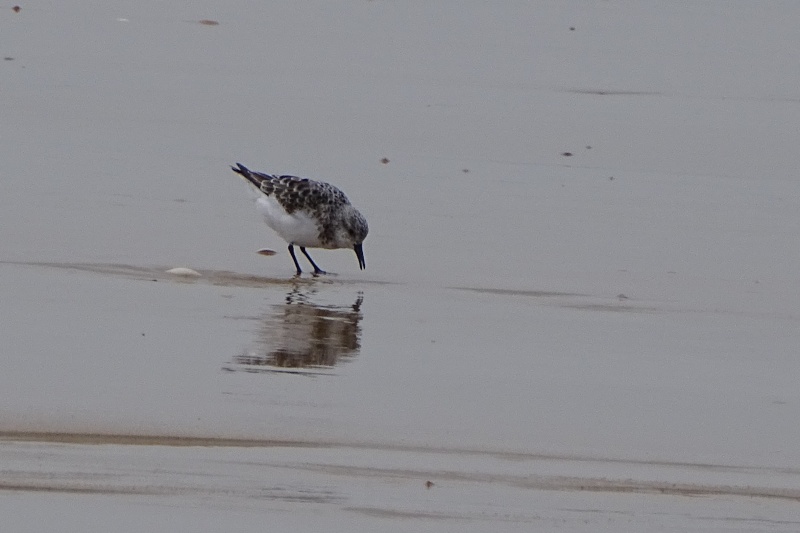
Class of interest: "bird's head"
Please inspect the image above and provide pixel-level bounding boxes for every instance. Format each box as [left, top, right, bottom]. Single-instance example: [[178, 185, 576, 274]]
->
[[335, 206, 368, 270]]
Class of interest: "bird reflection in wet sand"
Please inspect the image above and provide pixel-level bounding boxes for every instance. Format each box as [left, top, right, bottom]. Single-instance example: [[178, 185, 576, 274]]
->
[[229, 288, 364, 374]]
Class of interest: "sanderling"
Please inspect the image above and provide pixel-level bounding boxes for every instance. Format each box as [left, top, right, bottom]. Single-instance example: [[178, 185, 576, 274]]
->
[[231, 163, 368, 275]]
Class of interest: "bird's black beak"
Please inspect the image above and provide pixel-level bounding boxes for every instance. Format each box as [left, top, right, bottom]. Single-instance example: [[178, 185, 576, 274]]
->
[[354, 243, 366, 270]]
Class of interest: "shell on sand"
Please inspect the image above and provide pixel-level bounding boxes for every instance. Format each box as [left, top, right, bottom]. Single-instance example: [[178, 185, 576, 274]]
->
[[166, 267, 202, 277], [257, 249, 278, 256]]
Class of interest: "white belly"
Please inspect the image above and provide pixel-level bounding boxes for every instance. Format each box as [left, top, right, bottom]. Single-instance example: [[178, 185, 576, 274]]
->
[[255, 196, 322, 248]]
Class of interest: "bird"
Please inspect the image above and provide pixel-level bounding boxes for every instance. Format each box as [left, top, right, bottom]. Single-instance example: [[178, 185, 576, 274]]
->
[[231, 163, 368, 276]]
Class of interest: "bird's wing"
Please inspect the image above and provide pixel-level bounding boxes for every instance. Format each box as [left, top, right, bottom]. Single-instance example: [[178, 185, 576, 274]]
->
[[232, 163, 350, 214]]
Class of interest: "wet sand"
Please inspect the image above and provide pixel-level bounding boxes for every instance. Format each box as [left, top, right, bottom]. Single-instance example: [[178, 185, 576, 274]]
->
[[3, 435, 800, 531], [2, 259, 800, 530], [3, 1, 800, 531]]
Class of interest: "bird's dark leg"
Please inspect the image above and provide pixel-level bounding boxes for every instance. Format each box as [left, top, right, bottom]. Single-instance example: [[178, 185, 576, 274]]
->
[[300, 247, 326, 275], [288, 244, 303, 276]]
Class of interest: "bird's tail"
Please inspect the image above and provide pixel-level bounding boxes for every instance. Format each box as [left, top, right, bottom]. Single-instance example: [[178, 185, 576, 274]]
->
[[231, 163, 261, 189], [231, 162, 265, 190]]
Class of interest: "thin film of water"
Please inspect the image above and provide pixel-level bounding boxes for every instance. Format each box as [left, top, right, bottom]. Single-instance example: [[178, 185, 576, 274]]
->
[[225, 285, 365, 376]]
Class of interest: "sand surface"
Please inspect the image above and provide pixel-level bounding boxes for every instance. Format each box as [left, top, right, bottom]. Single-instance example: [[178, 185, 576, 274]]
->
[[2, 1, 800, 530]]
